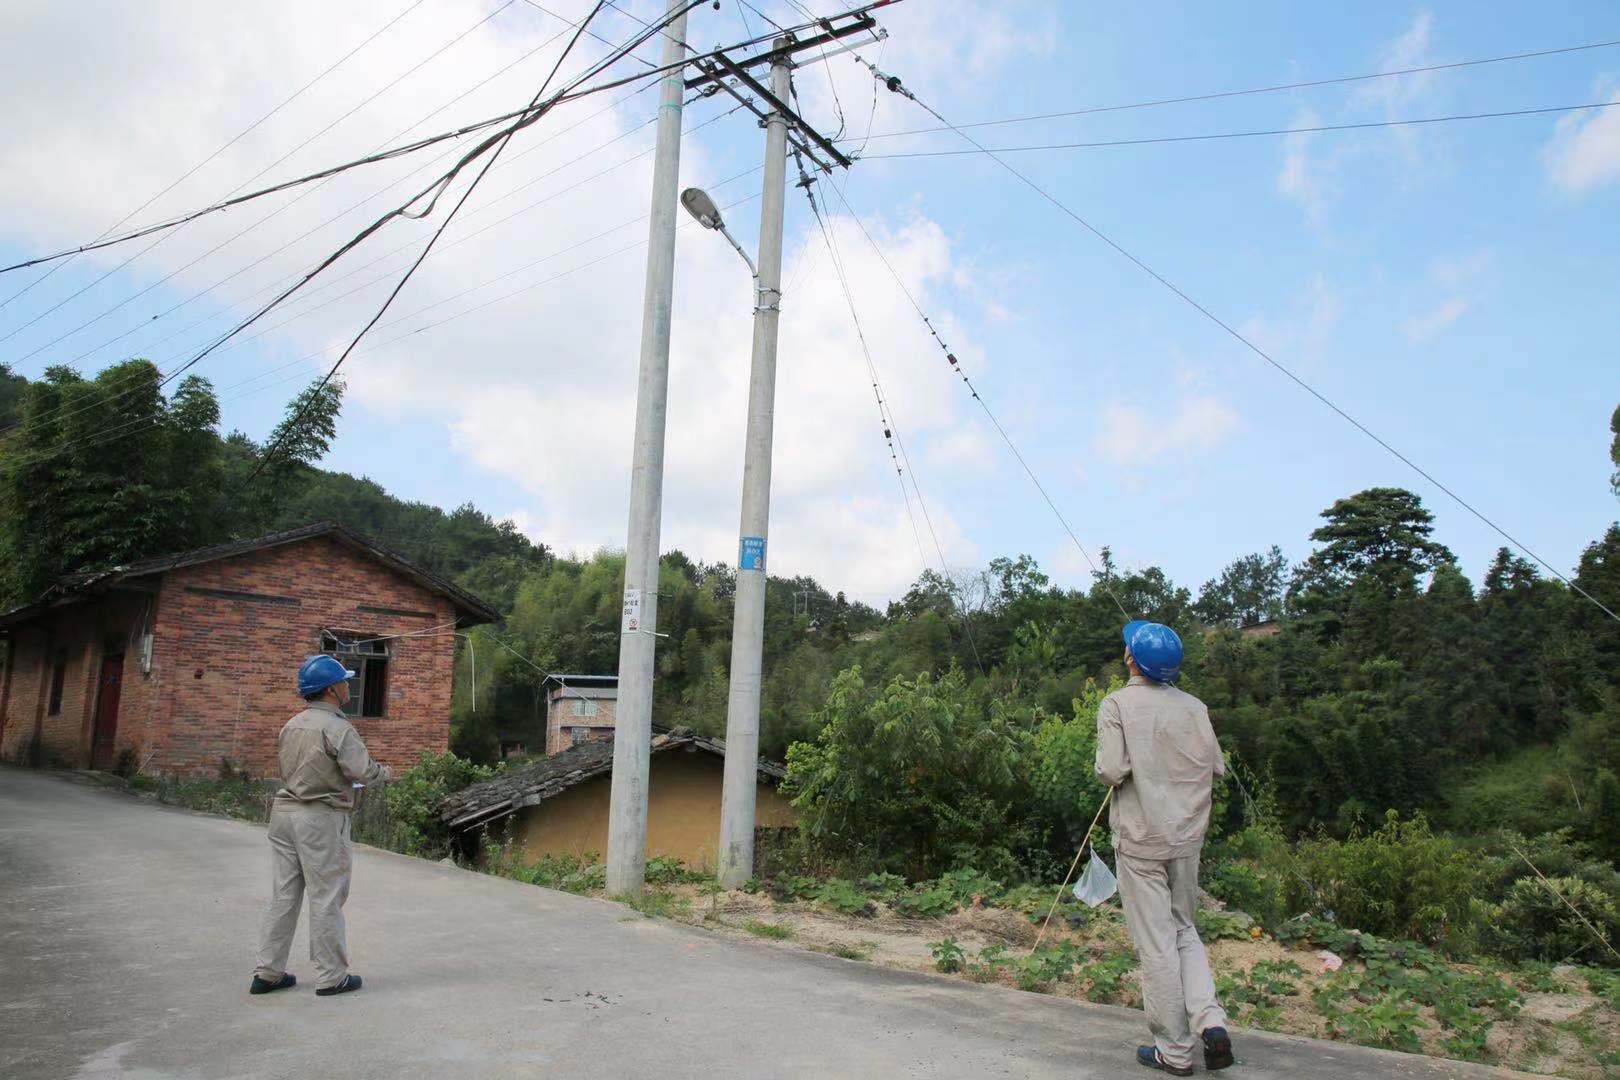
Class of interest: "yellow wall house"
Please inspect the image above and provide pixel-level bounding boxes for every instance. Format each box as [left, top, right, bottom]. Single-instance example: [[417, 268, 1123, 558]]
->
[[438, 729, 797, 872]]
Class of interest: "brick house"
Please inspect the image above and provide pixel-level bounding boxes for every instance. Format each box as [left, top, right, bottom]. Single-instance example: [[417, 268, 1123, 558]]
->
[[0, 523, 497, 777], [542, 674, 617, 756]]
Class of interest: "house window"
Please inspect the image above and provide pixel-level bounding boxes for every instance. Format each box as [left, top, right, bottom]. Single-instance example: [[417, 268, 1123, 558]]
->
[[47, 658, 67, 715], [321, 631, 389, 718], [571, 697, 598, 717]]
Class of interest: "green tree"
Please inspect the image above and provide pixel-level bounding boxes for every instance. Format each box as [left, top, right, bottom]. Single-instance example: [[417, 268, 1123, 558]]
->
[[0, 361, 224, 603], [1195, 546, 1290, 628], [784, 666, 1027, 879], [230, 377, 345, 534]]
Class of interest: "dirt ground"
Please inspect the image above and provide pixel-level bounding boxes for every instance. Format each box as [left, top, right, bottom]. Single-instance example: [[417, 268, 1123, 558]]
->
[[664, 884, 1620, 1079]]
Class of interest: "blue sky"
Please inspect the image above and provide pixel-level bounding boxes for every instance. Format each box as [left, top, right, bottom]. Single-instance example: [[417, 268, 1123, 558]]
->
[[2, 0, 1617, 603]]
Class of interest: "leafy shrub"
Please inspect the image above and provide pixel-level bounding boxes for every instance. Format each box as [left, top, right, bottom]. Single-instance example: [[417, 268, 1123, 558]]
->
[[784, 668, 1028, 879], [1078, 949, 1137, 1004], [646, 856, 709, 885], [767, 874, 819, 902], [384, 751, 493, 859], [894, 885, 958, 920], [813, 879, 877, 918], [1195, 908, 1255, 941], [930, 937, 965, 973], [934, 868, 1002, 907], [1294, 812, 1491, 947], [860, 873, 909, 904], [965, 943, 1010, 983], [1489, 875, 1620, 964]]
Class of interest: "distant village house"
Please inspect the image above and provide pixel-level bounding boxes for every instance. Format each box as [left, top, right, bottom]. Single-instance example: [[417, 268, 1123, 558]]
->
[[440, 729, 797, 871], [543, 673, 618, 756], [0, 523, 497, 777]]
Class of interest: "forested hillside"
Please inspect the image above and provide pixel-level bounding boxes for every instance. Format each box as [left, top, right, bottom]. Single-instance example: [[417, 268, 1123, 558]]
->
[[6, 360, 1620, 918]]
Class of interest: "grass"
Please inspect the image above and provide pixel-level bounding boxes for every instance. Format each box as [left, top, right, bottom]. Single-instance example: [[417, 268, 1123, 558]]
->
[[814, 941, 874, 961], [744, 919, 793, 940], [616, 888, 691, 920]]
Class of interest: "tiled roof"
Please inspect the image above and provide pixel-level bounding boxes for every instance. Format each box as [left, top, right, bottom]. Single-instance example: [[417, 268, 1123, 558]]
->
[[438, 728, 787, 831]]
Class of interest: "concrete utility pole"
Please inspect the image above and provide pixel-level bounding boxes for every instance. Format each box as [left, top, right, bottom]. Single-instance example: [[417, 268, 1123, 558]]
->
[[606, 2, 691, 897], [716, 46, 793, 889]]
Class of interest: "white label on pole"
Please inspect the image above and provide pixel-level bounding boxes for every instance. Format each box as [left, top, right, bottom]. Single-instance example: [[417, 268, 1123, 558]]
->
[[621, 588, 642, 633]]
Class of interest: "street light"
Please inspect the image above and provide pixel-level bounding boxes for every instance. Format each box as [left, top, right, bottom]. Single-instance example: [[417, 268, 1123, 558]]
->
[[677, 46, 791, 889], [681, 186, 760, 302]]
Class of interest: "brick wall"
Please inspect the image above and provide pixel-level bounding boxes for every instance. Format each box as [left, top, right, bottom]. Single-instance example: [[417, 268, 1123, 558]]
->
[[545, 691, 618, 755], [1, 535, 463, 778], [0, 595, 152, 768], [149, 536, 457, 777]]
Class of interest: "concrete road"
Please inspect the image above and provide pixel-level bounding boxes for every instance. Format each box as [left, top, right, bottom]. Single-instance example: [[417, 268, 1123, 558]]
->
[[0, 768, 1524, 1079]]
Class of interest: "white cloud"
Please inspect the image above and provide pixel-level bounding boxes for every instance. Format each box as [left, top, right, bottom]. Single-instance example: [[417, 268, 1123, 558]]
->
[[1239, 275, 1343, 366], [0, 0, 1042, 601], [1401, 298, 1468, 343], [1399, 248, 1490, 343], [1278, 108, 1332, 224], [1093, 393, 1241, 468], [1545, 79, 1620, 193], [1277, 12, 1446, 221]]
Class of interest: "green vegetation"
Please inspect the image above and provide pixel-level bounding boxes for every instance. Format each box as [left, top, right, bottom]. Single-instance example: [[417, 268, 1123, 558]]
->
[[744, 919, 792, 940], [11, 357, 1620, 1040]]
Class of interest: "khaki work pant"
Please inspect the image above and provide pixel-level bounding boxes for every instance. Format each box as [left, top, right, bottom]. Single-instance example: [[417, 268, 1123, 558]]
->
[[254, 801, 352, 990], [1116, 851, 1228, 1070]]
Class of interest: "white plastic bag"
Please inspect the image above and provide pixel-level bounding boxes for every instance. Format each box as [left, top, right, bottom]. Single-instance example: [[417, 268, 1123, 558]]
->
[[1073, 851, 1118, 908]]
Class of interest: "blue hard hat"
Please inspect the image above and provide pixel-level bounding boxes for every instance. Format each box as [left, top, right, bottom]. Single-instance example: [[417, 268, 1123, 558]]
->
[[298, 654, 355, 698], [1123, 620, 1183, 684]]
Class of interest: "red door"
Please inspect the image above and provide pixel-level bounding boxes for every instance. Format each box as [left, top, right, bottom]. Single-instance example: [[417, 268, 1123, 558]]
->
[[92, 656, 123, 771]]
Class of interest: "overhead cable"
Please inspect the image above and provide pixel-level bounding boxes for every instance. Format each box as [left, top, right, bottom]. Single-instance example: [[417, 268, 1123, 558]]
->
[[847, 37, 1620, 142], [860, 100, 1620, 159], [0, 0, 431, 317], [798, 157, 987, 673], [862, 61, 1620, 626], [242, 0, 636, 485], [0, 4, 852, 279], [819, 182, 1132, 620], [0, 0, 518, 343]]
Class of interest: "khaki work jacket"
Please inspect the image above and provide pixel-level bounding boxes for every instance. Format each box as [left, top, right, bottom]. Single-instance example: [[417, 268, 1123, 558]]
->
[[273, 701, 390, 812], [1094, 676, 1224, 860]]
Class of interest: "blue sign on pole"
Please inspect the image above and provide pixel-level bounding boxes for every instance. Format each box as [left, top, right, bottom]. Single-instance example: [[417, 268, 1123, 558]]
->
[[739, 536, 767, 571]]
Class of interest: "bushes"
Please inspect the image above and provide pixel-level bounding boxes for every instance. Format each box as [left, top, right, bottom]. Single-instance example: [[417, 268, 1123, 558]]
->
[[1293, 812, 1490, 948], [784, 667, 1028, 880], [383, 751, 493, 859], [1489, 875, 1620, 964]]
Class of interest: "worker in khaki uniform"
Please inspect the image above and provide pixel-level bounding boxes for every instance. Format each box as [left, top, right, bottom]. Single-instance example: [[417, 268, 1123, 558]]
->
[[1095, 621, 1234, 1076], [250, 654, 390, 997]]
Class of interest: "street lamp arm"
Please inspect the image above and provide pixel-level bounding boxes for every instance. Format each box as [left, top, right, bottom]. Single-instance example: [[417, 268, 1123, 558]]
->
[[716, 223, 758, 279], [715, 223, 778, 312]]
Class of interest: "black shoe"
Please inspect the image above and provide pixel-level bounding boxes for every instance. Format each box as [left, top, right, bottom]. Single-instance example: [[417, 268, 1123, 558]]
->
[[1136, 1046, 1194, 1077], [1203, 1027, 1235, 1071], [316, 974, 363, 996], [249, 973, 296, 995]]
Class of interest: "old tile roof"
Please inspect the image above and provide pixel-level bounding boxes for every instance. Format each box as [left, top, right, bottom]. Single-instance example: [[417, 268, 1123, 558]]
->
[[438, 728, 788, 831], [0, 521, 499, 631]]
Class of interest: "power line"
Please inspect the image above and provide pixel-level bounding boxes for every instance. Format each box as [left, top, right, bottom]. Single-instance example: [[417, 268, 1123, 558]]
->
[[0, 0, 431, 318], [243, 0, 650, 485], [3, 110, 748, 459], [845, 36, 1620, 143], [0, 3, 835, 280], [797, 156, 987, 674], [0, 0, 519, 344], [819, 181, 1132, 620], [8, 85, 690, 445], [861, 62, 1620, 626], [858, 100, 1620, 159], [1, 19, 710, 444], [4, 185, 765, 474]]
